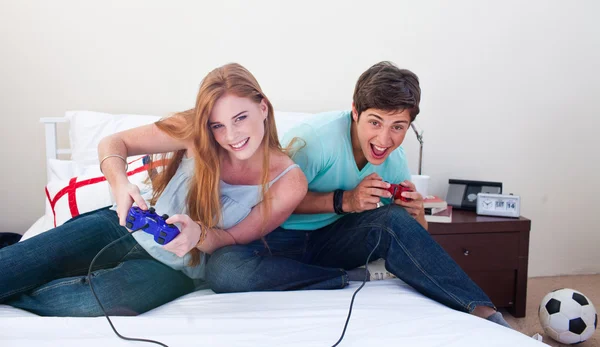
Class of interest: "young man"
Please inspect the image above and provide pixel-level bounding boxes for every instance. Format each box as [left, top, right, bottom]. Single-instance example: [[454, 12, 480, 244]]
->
[[206, 61, 511, 328]]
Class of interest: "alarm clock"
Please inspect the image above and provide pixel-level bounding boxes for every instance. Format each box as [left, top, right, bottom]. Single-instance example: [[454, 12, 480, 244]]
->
[[476, 193, 521, 218]]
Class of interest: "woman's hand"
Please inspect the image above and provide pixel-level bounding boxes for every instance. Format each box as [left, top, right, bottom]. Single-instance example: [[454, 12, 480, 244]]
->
[[114, 181, 148, 227], [196, 228, 237, 255], [98, 121, 193, 227], [163, 214, 202, 257]]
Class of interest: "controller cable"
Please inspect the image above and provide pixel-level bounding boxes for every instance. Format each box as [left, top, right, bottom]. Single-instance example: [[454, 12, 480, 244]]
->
[[87, 225, 169, 347], [331, 189, 397, 347], [90, 193, 397, 347]]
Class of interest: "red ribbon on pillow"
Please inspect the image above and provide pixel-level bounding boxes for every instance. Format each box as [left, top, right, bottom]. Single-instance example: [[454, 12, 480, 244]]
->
[[45, 156, 161, 227]]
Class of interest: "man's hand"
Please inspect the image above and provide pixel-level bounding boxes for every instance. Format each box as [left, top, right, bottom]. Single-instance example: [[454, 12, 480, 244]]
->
[[393, 180, 426, 222], [342, 173, 392, 213]]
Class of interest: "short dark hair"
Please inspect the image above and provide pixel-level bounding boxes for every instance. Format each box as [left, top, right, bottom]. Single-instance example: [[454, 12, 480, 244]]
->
[[353, 61, 421, 121]]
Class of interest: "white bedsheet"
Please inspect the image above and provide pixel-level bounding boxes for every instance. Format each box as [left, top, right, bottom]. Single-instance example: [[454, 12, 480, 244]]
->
[[0, 280, 545, 347]]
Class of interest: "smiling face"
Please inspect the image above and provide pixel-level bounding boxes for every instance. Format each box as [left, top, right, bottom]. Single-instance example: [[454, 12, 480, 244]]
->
[[351, 106, 411, 167], [209, 93, 268, 161]]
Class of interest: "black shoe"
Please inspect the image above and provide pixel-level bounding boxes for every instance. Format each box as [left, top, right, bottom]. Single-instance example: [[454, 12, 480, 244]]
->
[[0, 232, 22, 249]]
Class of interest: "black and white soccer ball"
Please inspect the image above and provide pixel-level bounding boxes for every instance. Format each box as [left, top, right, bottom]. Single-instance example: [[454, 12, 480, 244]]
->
[[539, 288, 597, 344]]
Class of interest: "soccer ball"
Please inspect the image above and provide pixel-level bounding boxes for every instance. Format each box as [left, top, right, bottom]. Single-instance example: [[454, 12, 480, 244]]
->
[[539, 288, 597, 344]]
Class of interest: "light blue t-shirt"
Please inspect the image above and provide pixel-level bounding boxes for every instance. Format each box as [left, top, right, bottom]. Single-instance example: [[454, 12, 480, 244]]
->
[[128, 156, 298, 279], [280, 110, 411, 231]]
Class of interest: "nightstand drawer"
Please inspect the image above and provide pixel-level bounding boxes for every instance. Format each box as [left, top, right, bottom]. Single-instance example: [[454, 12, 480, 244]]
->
[[432, 232, 519, 271], [470, 270, 516, 307]]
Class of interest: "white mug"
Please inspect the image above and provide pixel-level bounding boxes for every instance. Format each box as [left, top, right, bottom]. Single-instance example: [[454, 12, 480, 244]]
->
[[410, 174, 430, 198]]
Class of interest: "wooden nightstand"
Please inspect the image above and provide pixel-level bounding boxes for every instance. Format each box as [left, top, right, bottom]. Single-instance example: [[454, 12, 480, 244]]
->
[[428, 210, 531, 317]]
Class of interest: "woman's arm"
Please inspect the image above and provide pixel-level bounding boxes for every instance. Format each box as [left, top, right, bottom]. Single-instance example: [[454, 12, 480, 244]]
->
[[98, 116, 191, 225], [198, 167, 308, 253]]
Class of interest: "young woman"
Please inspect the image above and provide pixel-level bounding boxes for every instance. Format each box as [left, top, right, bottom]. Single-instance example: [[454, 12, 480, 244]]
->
[[0, 63, 307, 316]]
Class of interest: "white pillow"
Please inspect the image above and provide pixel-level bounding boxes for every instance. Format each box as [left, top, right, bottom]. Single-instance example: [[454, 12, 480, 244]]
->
[[47, 158, 77, 182], [19, 216, 54, 242], [66, 110, 161, 170], [44, 155, 153, 229], [65, 110, 311, 170], [23, 110, 313, 241], [273, 111, 314, 139]]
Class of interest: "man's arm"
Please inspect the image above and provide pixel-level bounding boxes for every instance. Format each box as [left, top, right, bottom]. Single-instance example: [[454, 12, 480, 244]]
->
[[294, 173, 391, 214], [296, 176, 429, 231], [293, 191, 335, 214]]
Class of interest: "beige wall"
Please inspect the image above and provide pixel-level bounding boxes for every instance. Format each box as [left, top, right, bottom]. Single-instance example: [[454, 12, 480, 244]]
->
[[1, 0, 598, 277]]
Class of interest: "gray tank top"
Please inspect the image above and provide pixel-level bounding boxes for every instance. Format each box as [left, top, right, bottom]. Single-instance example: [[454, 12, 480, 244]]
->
[[131, 156, 299, 279]]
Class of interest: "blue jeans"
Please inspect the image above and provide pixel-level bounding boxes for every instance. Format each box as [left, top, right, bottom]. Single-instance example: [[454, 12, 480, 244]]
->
[[0, 207, 194, 316], [206, 205, 494, 313]]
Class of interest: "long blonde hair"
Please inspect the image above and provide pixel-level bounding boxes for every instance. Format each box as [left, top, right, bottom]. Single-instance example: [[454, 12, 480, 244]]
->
[[149, 63, 283, 265]]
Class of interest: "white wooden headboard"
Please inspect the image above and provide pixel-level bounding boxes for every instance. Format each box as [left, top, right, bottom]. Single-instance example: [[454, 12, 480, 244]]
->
[[40, 117, 71, 181]]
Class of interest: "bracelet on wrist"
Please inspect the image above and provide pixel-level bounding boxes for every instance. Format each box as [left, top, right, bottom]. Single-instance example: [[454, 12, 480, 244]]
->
[[195, 221, 208, 246], [99, 154, 128, 175], [333, 189, 347, 215]]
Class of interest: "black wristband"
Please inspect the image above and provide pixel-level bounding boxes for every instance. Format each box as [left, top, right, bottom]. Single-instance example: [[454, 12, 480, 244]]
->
[[333, 189, 347, 215]]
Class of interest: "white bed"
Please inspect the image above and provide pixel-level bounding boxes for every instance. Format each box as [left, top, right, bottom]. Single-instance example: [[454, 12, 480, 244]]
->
[[0, 111, 546, 347]]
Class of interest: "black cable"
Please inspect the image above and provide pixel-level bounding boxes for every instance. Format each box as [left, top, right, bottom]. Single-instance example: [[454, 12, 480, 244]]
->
[[331, 227, 382, 347], [90, 197, 397, 347], [331, 196, 397, 347], [88, 230, 169, 347]]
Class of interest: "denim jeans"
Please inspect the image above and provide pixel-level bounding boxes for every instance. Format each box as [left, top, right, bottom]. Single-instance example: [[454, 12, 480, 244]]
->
[[0, 207, 194, 316], [206, 204, 494, 313]]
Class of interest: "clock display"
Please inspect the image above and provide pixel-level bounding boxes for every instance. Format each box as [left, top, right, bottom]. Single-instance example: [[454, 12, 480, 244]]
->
[[476, 193, 521, 218]]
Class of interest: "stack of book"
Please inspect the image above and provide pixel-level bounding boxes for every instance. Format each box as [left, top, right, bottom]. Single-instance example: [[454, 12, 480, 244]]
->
[[423, 196, 452, 223]]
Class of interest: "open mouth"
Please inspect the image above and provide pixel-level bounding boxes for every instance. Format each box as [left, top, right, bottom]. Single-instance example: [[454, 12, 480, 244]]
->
[[230, 137, 250, 151], [370, 143, 389, 159]]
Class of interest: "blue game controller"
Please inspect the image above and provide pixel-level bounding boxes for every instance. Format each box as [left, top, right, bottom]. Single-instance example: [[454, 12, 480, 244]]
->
[[126, 206, 180, 245]]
